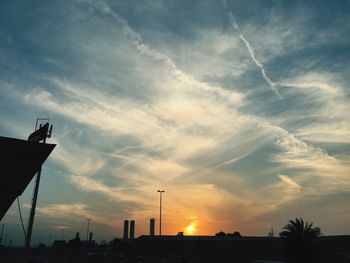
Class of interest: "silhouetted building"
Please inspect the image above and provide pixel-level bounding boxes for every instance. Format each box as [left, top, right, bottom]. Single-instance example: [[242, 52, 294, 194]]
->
[[130, 220, 135, 240], [123, 220, 129, 239], [67, 232, 81, 248], [89, 232, 93, 241], [117, 235, 349, 262], [149, 218, 155, 236], [129, 235, 285, 262]]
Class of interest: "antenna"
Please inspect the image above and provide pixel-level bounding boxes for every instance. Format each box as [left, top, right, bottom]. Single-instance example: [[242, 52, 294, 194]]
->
[[267, 226, 275, 237], [48, 125, 53, 138]]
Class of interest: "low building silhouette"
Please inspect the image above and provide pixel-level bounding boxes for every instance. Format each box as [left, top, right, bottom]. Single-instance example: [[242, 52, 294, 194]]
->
[[111, 234, 350, 263]]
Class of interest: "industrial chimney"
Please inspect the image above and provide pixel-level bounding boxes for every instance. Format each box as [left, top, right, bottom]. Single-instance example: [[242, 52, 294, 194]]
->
[[123, 220, 129, 239], [150, 218, 155, 236], [130, 220, 135, 239]]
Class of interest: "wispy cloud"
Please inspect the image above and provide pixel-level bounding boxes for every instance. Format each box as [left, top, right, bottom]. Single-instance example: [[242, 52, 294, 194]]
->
[[280, 72, 350, 143], [27, 203, 114, 227], [70, 175, 149, 204], [1, 0, 349, 241], [222, 0, 282, 99], [19, 12, 340, 230], [277, 174, 302, 192], [87, 1, 245, 107]]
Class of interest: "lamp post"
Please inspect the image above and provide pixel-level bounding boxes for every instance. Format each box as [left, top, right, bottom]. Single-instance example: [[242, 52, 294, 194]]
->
[[157, 190, 165, 236], [86, 218, 91, 241]]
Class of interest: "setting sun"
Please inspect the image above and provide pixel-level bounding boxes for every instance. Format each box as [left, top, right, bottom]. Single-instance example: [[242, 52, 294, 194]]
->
[[184, 223, 197, 235]]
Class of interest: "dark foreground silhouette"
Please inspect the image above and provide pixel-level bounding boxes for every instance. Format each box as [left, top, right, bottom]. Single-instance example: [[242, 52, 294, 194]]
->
[[0, 135, 55, 221], [0, 233, 349, 263], [279, 217, 321, 263]]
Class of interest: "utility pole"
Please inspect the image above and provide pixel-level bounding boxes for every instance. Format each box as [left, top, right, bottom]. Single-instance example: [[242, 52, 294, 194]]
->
[[61, 228, 65, 240], [25, 119, 53, 248], [86, 218, 91, 241], [157, 190, 165, 236], [0, 223, 4, 245]]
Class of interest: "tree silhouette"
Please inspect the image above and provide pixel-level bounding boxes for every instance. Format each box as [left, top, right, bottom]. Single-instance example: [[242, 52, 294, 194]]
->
[[280, 217, 321, 240], [215, 231, 226, 236], [280, 218, 321, 263]]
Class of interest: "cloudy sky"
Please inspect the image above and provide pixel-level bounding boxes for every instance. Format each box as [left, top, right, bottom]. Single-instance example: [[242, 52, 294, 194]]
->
[[1, 0, 349, 245]]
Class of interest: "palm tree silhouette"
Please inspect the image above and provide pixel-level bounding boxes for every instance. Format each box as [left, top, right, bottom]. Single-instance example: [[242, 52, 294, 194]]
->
[[280, 217, 321, 240], [279, 218, 321, 263]]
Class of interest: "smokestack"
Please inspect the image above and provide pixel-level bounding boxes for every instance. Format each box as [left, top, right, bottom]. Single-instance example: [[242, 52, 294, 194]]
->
[[150, 218, 155, 236], [123, 220, 129, 239], [130, 220, 135, 239], [89, 232, 93, 241]]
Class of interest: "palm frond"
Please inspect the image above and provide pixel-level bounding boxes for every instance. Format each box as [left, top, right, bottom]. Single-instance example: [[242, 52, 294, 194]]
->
[[279, 217, 321, 239]]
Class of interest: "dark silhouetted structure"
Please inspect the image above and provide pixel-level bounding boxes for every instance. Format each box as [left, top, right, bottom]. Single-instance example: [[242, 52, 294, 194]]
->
[[25, 121, 53, 248], [126, 235, 286, 262], [67, 232, 81, 248], [150, 218, 155, 236], [123, 220, 129, 240], [157, 190, 165, 236], [130, 220, 135, 240], [0, 136, 55, 221], [85, 218, 91, 241], [118, 235, 350, 262]]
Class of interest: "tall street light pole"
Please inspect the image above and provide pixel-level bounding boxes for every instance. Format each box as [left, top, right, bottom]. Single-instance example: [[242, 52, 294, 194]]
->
[[86, 218, 91, 241], [157, 190, 165, 236], [61, 228, 64, 240]]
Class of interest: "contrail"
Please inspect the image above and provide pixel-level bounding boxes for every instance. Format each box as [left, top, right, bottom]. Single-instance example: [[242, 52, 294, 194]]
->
[[88, 1, 244, 105], [224, 2, 283, 99]]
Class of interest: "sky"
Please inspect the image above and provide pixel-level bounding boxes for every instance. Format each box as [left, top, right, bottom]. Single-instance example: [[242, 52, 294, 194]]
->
[[0, 0, 349, 246]]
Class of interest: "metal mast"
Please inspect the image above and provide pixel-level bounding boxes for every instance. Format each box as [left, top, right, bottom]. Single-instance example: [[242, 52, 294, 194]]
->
[[157, 190, 165, 236], [25, 118, 53, 248], [86, 218, 91, 241]]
